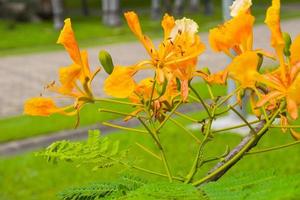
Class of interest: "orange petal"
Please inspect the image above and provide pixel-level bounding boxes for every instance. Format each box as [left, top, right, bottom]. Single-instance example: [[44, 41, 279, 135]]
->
[[256, 91, 282, 107], [58, 63, 81, 94], [57, 18, 82, 66], [124, 11, 155, 57], [287, 97, 298, 120], [24, 97, 60, 116], [226, 51, 259, 88], [124, 11, 142, 37], [280, 115, 288, 133], [161, 14, 175, 39], [181, 80, 189, 102], [104, 66, 136, 98], [290, 34, 300, 65], [265, 0, 285, 49]]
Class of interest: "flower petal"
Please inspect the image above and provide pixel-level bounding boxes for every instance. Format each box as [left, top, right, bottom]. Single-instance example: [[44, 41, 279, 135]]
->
[[290, 34, 300, 65], [57, 18, 82, 66], [230, 0, 252, 17], [24, 97, 60, 116], [104, 66, 136, 98], [265, 0, 285, 49]]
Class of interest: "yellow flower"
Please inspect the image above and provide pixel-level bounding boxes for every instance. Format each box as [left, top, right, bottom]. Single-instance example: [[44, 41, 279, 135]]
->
[[104, 12, 205, 100], [24, 18, 99, 117]]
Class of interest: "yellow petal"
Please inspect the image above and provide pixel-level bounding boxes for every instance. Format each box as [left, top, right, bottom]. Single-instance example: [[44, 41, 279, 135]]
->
[[57, 18, 82, 66], [124, 11, 155, 57], [58, 63, 81, 94], [227, 51, 259, 88], [124, 11, 142, 37], [104, 67, 136, 98], [287, 97, 298, 120], [290, 34, 300, 65], [161, 14, 175, 39], [265, 0, 285, 49], [24, 97, 60, 116], [209, 13, 254, 53]]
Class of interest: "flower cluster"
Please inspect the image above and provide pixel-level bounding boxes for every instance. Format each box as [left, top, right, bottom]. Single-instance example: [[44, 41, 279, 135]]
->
[[24, 0, 300, 139]]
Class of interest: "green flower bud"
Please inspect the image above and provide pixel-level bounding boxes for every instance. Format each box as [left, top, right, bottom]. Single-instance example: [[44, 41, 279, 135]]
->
[[98, 50, 114, 74]]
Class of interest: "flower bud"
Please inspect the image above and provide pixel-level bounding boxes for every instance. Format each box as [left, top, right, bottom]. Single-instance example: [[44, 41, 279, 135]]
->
[[98, 50, 114, 74]]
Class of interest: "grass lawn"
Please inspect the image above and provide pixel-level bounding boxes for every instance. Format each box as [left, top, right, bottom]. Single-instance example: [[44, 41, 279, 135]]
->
[[0, 110, 300, 200], [1, 2, 300, 56], [0, 82, 226, 143]]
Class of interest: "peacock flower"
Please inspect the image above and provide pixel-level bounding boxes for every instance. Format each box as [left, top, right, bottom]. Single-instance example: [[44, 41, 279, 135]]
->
[[24, 18, 100, 117], [257, 34, 300, 123], [104, 12, 205, 100]]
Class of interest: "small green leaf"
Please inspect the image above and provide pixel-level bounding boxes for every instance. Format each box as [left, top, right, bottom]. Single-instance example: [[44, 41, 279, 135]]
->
[[99, 50, 114, 74]]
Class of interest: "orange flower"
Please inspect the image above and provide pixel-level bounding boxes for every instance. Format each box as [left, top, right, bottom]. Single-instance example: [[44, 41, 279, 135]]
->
[[24, 18, 99, 117], [104, 12, 205, 100]]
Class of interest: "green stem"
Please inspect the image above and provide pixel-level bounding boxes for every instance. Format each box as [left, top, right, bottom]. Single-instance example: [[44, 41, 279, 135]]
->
[[185, 107, 215, 183], [156, 101, 182, 131], [246, 140, 300, 155], [216, 87, 241, 107], [102, 122, 147, 134], [174, 111, 199, 123], [192, 107, 282, 186], [168, 117, 201, 143], [99, 108, 141, 118], [135, 142, 162, 161], [212, 119, 261, 134], [138, 117, 173, 182], [95, 98, 141, 106], [189, 84, 212, 119], [230, 106, 256, 134]]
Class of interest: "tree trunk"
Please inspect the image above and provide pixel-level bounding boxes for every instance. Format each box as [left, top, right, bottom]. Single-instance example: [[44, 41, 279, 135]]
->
[[51, 0, 64, 30], [102, 0, 120, 26], [173, 0, 184, 17], [189, 0, 200, 13], [151, 0, 161, 20]]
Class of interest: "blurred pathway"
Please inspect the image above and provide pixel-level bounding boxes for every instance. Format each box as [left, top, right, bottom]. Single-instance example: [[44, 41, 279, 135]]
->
[[0, 19, 299, 117]]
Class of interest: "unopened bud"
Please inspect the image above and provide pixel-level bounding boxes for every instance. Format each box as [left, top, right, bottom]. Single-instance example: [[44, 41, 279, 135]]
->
[[98, 50, 114, 74]]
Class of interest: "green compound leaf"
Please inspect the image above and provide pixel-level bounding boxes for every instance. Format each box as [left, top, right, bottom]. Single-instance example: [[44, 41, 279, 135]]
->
[[202, 170, 300, 200], [37, 130, 126, 169]]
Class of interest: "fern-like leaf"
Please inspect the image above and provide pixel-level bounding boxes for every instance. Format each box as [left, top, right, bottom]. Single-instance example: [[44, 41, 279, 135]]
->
[[202, 170, 300, 200], [37, 130, 126, 169]]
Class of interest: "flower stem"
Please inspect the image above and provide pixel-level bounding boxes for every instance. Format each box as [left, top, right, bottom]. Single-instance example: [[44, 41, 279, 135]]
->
[[189, 84, 212, 119]]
